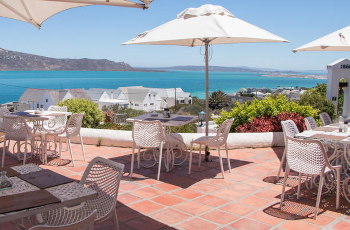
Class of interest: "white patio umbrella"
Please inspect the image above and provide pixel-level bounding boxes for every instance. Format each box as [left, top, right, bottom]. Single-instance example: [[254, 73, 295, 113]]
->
[[293, 25, 350, 52], [122, 4, 288, 159], [0, 0, 151, 29]]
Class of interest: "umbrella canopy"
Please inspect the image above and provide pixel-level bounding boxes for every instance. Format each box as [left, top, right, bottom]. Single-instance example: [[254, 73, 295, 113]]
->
[[0, 0, 151, 29], [122, 4, 288, 158], [293, 25, 350, 52]]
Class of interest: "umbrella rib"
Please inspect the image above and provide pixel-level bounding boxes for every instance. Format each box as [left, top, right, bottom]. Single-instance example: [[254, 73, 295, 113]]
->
[[43, 0, 147, 9], [0, 1, 40, 28], [20, 0, 41, 28]]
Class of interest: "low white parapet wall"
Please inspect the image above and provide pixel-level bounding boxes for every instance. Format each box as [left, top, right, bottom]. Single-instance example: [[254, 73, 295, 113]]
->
[[70, 128, 285, 149]]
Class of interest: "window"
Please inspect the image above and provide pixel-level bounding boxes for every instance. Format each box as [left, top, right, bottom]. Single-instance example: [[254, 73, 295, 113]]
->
[[135, 104, 139, 106], [37, 104, 39, 108], [46, 99, 48, 102], [144, 104, 147, 107], [150, 103, 154, 106], [181, 100, 185, 104], [40, 105, 43, 108]]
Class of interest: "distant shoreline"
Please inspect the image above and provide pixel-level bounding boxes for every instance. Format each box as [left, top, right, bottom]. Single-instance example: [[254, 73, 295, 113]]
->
[[262, 73, 327, 80]]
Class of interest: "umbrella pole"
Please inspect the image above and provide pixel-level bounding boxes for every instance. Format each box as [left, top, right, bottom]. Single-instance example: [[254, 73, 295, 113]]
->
[[204, 41, 210, 161]]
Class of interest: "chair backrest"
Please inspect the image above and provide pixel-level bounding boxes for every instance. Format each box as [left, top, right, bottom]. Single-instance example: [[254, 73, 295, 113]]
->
[[305, 116, 318, 130], [80, 157, 124, 223], [0, 108, 10, 118], [285, 136, 329, 175], [28, 210, 97, 230], [114, 113, 127, 125], [319, 112, 332, 126], [132, 120, 167, 148], [214, 118, 234, 145], [48, 106, 68, 112], [281, 120, 299, 139], [3, 115, 31, 141], [65, 113, 84, 138]]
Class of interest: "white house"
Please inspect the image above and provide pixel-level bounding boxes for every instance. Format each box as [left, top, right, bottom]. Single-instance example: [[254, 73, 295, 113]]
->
[[86, 88, 129, 109], [19, 88, 90, 110], [118, 86, 165, 112]]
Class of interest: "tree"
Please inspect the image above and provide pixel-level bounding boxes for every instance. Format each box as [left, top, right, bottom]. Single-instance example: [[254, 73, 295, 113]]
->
[[298, 83, 336, 119], [57, 98, 103, 128], [209, 90, 230, 110]]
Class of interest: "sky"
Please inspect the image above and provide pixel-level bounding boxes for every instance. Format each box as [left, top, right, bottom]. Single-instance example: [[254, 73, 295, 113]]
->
[[1, 0, 350, 71]]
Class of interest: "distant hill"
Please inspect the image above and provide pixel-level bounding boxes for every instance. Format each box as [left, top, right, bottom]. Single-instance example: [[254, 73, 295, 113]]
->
[[145, 65, 299, 73], [0, 48, 155, 72]]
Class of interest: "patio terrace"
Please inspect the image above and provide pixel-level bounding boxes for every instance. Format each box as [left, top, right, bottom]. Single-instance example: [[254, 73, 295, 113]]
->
[[1, 143, 350, 230]]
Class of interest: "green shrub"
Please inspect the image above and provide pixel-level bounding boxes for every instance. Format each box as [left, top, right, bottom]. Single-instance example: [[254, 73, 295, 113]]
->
[[57, 98, 103, 128], [298, 83, 336, 119], [96, 123, 132, 131], [216, 94, 319, 132]]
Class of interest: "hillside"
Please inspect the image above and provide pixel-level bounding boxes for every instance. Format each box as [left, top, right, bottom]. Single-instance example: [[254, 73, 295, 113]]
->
[[0, 48, 151, 71]]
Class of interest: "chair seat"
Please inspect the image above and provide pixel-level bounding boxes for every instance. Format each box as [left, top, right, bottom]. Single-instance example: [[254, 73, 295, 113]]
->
[[191, 136, 216, 145]]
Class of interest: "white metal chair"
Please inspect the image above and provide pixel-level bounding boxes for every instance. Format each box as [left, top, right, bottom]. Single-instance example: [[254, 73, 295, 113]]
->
[[189, 118, 234, 178], [46, 113, 85, 166], [319, 112, 332, 126], [280, 136, 341, 219], [131, 120, 170, 181], [0, 107, 11, 132], [25, 210, 97, 230], [1, 115, 39, 167], [39, 157, 124, 229], [276, 120, 300, 181], [305, 116, 318, 130], [44, 106, 68, 131]]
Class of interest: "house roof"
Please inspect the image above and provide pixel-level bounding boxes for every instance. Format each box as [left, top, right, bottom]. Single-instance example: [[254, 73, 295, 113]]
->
[[19, 88, 47, 102], [19, 88, 90, 104], [118, 87, 150, 103], [87, 88, 123, 101], [69, 88, 91, 100]]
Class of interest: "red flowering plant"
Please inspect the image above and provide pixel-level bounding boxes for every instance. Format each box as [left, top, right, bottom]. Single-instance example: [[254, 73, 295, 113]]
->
[[235, 111, 306, 133]]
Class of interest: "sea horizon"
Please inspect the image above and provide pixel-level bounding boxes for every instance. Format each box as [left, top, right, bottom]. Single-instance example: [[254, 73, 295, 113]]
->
[[0, 70, 327, 104]]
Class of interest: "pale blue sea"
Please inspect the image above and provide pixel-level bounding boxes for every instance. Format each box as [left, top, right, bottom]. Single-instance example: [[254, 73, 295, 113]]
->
[[0, 70, 326, 104]]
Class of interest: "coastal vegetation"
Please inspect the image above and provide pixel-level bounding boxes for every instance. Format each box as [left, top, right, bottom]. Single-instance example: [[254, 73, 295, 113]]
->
[[57, 98, 103, 128], [298, 83, 336, 119], [215, 94, 319, 132]]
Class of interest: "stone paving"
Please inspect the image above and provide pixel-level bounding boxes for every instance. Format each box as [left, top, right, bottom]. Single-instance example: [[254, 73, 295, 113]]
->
[[1, 143, 350, 230]]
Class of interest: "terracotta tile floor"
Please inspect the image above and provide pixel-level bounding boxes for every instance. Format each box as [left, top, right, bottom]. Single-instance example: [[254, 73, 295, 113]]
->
[[1, 143, 350, 230]]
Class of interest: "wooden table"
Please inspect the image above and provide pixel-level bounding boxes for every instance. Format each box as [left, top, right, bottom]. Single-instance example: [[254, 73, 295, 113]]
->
[[0, 164, 97, 224]]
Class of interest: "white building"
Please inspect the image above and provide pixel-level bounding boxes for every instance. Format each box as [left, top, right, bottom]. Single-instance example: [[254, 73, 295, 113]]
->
[[118, 86, 165, 112], [19, 88, 90, 110], [86, 88, 129, 109]]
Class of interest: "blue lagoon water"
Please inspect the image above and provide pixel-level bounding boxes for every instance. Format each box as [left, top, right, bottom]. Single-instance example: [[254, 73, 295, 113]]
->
[[0, 70, 326, 104]]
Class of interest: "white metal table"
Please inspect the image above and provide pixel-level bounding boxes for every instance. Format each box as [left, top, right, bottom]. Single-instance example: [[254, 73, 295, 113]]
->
[[127, 113, 198, 166], [295, 125, 350, 201]]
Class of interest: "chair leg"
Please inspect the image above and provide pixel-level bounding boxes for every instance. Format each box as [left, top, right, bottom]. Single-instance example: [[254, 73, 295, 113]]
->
[[67, 138, 75, 167], [314, 173, 324, 219], [276, 148, 287, 182], [297, 172, 302, 199], [23, 139, 27, 166], [111, 208, 119, 230], [336, 167, 341, 209], [198, 144, 202, 167], [225, 143, 231, 173], [1, 137, 6, 167], [130, 143, 135, 178], [189, 142, 193, 175], [137, 148, 141, 169], [280, 164, 290, 209], [157, 143, 163, 181], [218, 145, 225, 179], [79, 135, 86, 161]]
